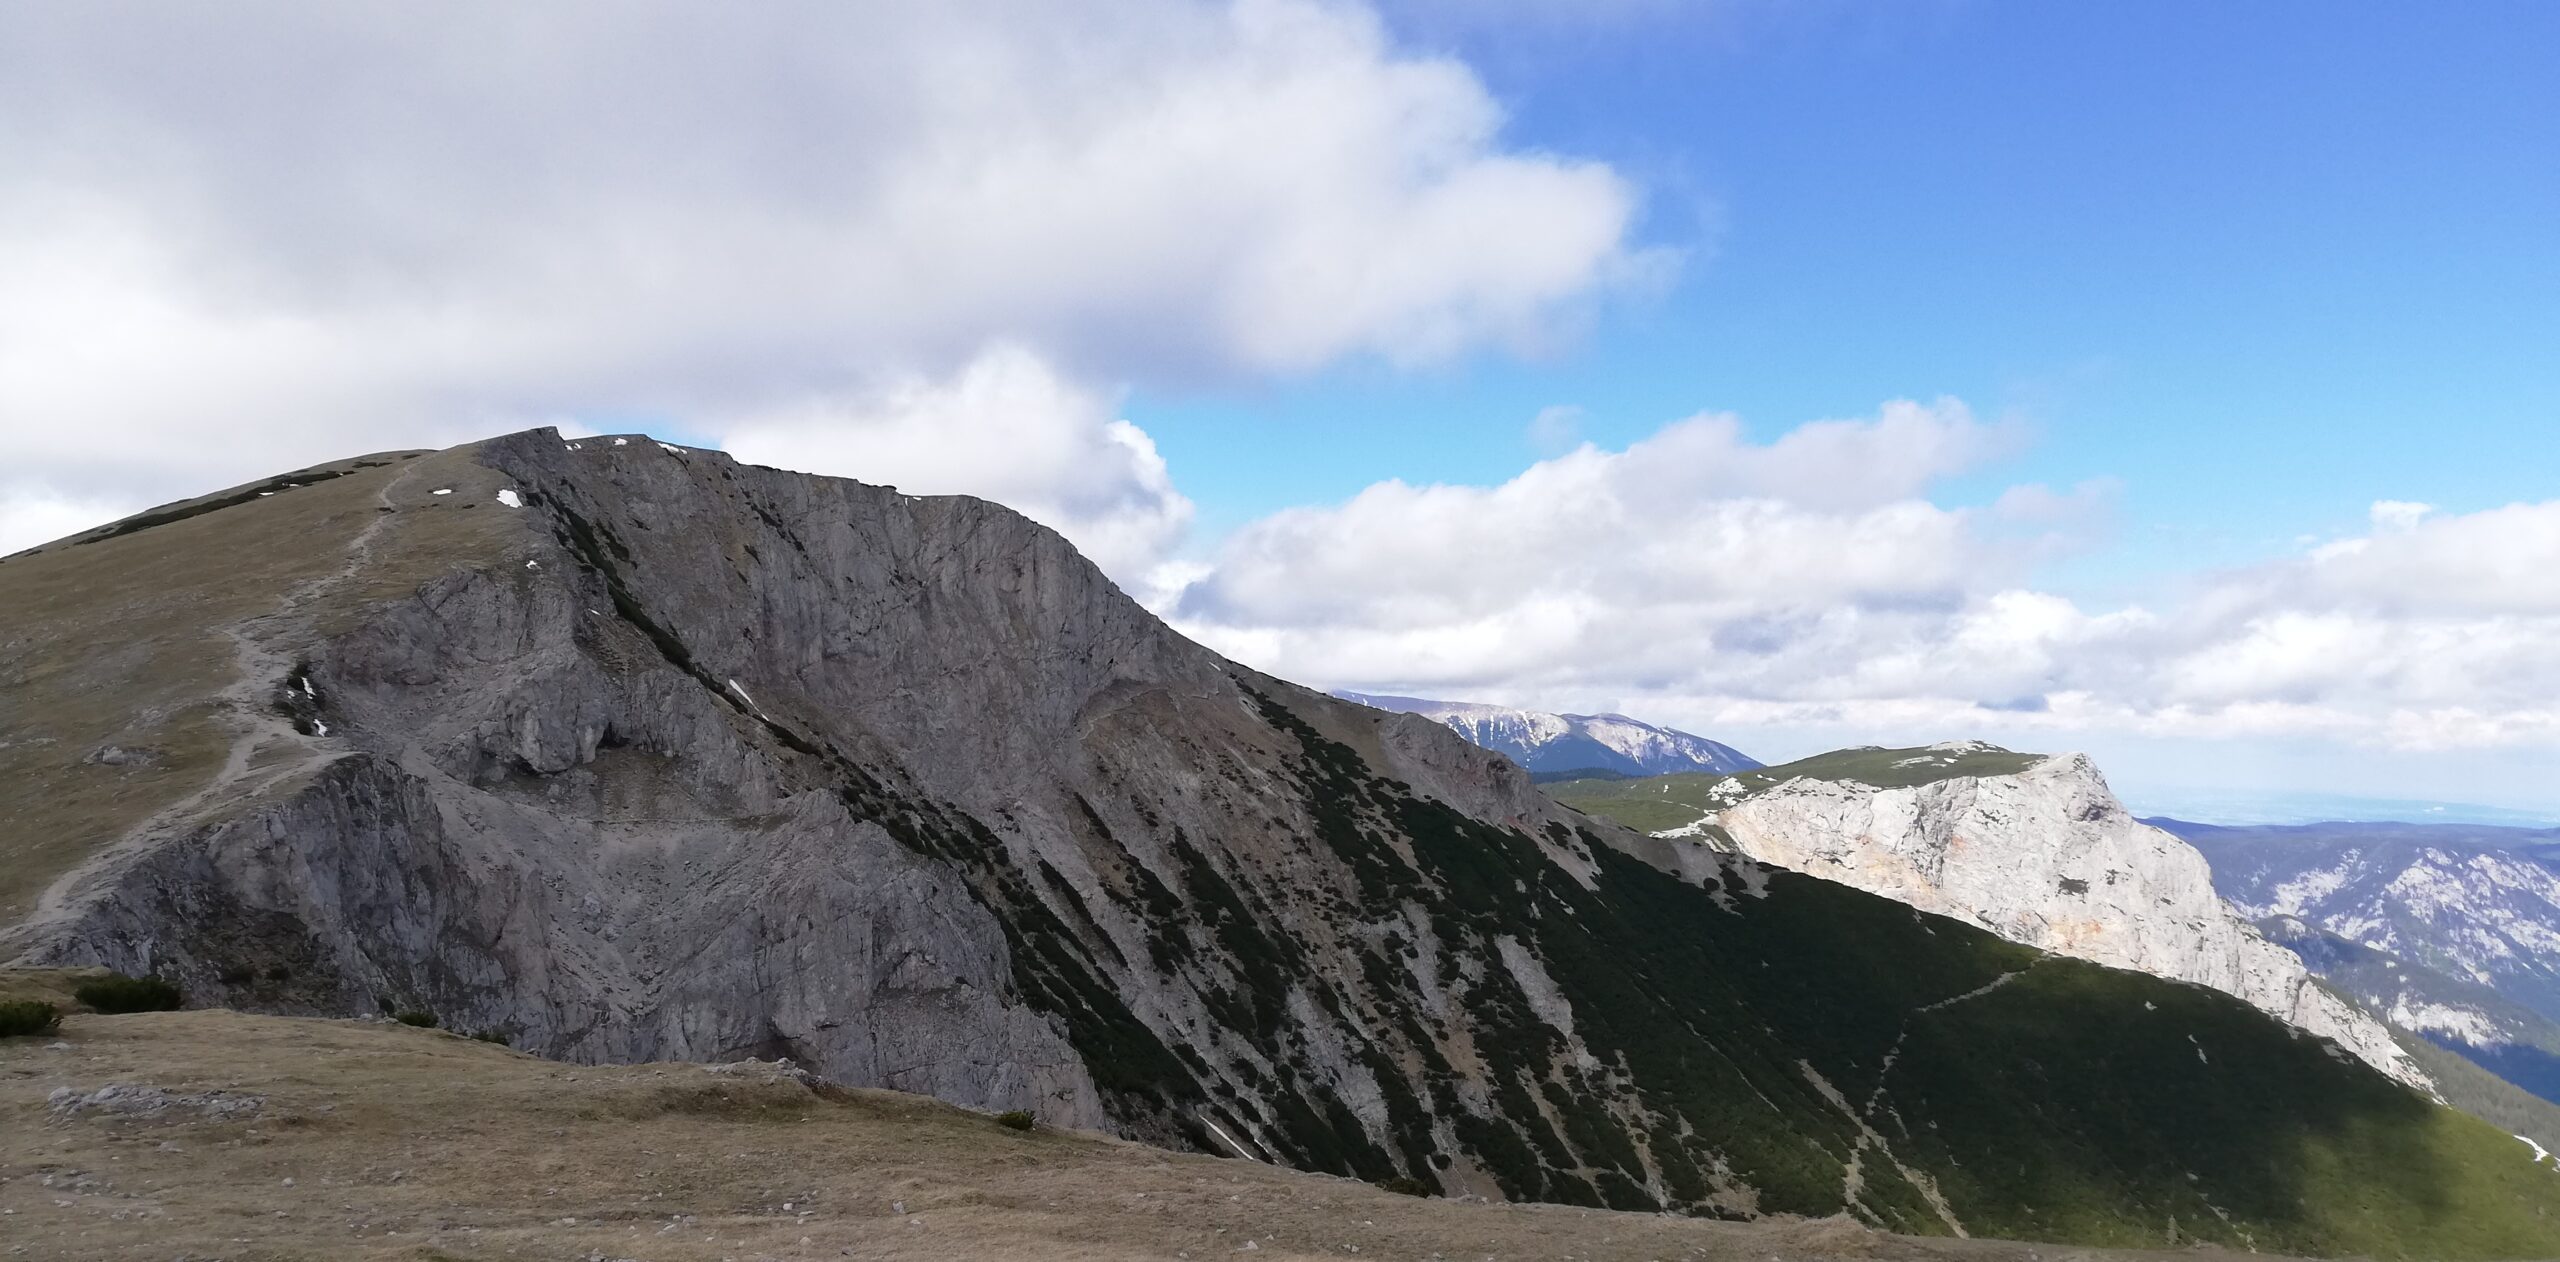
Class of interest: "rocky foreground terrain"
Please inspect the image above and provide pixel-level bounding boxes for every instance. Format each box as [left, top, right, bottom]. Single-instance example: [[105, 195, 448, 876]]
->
[[4, 429, 2559, 1257]]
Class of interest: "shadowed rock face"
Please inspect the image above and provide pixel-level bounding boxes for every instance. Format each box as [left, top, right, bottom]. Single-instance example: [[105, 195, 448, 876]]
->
[[9, 428, 2560, 1256]]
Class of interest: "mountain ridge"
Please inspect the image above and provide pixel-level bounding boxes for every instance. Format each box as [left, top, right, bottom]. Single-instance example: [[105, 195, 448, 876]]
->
[[2, 429, 2555, 1255], [1330, 690, 1760, 777]]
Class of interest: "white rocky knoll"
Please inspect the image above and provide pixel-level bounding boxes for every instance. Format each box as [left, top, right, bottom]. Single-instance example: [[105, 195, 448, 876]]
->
[[1706, 749, 2433, 1091]]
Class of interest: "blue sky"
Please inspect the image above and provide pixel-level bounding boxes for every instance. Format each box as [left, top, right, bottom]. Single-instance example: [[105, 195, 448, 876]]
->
[[1139, 0, 2560, 599], [3, 1, 2555, 820]]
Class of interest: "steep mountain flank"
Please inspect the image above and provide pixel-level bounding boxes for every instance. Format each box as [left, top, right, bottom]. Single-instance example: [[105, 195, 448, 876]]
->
[[2162, 818, 2560, 1106], [4, 431, 2557, 1256], [2259, 914, 2560, 1108], [1332, 691, 1760, 776], [1545, 748, 2430, 1092]]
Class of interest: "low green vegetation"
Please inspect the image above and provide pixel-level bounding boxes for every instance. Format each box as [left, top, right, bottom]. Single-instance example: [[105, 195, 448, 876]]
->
[[2403, 1036, 2560, 1162], [994, 1110, 1036, 1132], [0, 1000, 61, 1038], [393, 1010, 439, 1028], [74, 972, 183, 1014], [1546, 742, 2047, 835], [1216, 695, 2560, 1256]]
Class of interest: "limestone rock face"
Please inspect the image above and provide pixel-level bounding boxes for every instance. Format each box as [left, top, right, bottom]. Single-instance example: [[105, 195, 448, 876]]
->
[[1712, 753, 2431, 1090]]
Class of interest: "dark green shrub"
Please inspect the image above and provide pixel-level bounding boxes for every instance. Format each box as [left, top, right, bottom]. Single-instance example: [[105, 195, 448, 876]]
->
[[468, 1028, 508, 1045], [1376, 1176, 1433, 1198], [0, 1000, 61, 1038], [73, 973, 183, 1014], [393, 1010, 438, 1028], [994, 1109, 1036, 1131]]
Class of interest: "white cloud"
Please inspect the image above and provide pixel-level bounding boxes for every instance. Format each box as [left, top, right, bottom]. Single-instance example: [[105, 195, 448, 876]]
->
[[720, 345, 1191, 588], [1170, 397, 2057, 693], [1168, 402, 2560, 757], [1526, 404, 1584, 453], [0, 486, 136, 557], [2369, 499, 2435, 533], [0, 0, 1645, 554], [2295, 501, 2560, 616]]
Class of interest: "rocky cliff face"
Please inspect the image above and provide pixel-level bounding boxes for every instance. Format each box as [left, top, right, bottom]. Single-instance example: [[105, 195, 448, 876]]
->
[[5, 429, 2549, 1255], [1704, 752, 2431, 1091]]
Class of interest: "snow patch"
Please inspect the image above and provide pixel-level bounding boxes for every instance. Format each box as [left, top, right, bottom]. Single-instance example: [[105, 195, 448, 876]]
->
[[725, 679, 774, 722], [495, 488, 523, 508]]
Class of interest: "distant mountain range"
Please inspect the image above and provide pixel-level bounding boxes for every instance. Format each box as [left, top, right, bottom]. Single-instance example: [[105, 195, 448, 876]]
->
[[1329, 691, 1759, 777], [2153, 818, 2560, 1107]]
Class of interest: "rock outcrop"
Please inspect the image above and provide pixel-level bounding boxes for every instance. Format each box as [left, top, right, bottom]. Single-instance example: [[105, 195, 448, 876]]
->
[[1709, 751, 2431, 1089]]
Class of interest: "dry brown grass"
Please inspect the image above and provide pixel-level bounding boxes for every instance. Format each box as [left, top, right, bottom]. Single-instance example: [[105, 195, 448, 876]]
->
[[0, 1003, 2281, 1262], [0, 445, 526, 928]]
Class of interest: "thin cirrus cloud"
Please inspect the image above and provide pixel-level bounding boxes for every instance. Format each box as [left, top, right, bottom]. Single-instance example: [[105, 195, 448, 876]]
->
[[0, 0, 1649, 555]]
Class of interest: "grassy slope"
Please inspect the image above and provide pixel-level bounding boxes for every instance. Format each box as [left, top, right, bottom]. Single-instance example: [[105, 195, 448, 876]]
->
[[2404, 1035, 2560, 1158], [2, 1005, 2285, 1262], [1544, 744, 2046, 835], [1214, 710, 2560, 1257], [0, 446, 518, 926]]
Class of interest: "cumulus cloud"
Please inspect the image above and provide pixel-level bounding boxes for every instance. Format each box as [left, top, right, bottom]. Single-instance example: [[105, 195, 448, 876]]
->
[[721, 345, 1190, 586], [1170, 397, 2067, 691], [0, 0, 1645, 553], [1171, 409, 2560, 756]]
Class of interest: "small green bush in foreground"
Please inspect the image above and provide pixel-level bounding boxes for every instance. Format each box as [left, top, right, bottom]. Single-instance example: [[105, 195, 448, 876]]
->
[[0, 1000, 62, 1038], [995, 1110, 1036, 1131], [74, 973, 183, 1014], [393, 1010, 439, 1028]]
